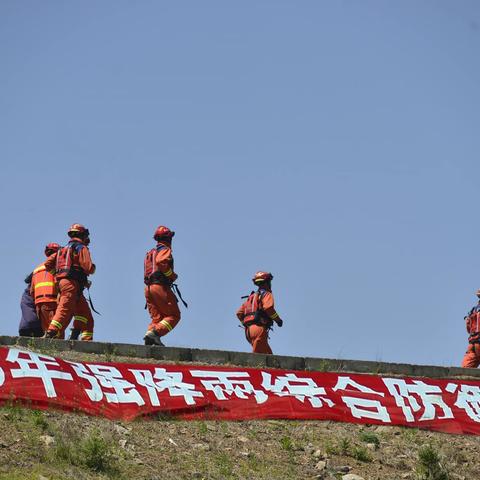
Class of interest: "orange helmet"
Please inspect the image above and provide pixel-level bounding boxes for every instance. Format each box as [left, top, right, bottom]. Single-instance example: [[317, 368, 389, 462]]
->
[[44, 243, 61, 256], [68, 223, 90, 237], [252, 271, 274, 285], [154, 225, 175, 240]]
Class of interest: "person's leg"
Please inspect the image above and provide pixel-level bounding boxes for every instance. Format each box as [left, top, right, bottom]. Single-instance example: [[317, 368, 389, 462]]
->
[[247, 325, 273, 354], [37, 302, 56, 333], [462, 344, 480, 368], [19, 328, 43, 337], [148, 285, 181, 337], [73, 294, 94, 341], [46, 280, 77, 337]]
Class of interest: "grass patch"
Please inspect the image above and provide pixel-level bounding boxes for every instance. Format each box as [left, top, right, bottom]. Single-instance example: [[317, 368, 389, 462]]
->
[[215, 452, 234, 477], [340, 437, 351, 455], [29, 410, 49, 431], [81, 428, 115, 472], [325, 439, 339, 455], [352, 446, 372, 462], [359, 431, 380, 449], [280, 436, 294, 451], [416, 444, 449, 480], [53, 426, 119, 475], [197, 421, 208, 435]]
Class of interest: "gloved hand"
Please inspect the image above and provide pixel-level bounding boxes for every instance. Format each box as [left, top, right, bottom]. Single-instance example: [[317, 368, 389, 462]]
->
[[276, 319, 283, 327], [171, 273, 178, 283]]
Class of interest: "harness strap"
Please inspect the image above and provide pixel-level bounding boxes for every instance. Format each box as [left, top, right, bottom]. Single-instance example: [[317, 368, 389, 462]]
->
[[87, 288, 101, 315], [172, 283, 188, 308]]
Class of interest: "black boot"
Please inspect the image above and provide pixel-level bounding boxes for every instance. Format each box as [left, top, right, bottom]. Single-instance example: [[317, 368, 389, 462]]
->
[[69, 328, 81, 341], [143, 330, 165, 346], [43, 330, 58, 339]]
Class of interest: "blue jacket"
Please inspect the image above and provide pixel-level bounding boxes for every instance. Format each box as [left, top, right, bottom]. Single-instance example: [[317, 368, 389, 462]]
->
[[19, 286, 41, 333]]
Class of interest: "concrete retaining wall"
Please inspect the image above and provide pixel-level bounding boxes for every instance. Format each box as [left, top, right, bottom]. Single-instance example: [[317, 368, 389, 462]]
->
[[1, 335, 478, 379]]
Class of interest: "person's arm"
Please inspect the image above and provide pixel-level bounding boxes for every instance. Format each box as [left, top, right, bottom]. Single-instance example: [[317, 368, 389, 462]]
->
[[78, 247, 95, 275], [155, 246, 177, 282], [29, 276, 35, 298], [262, 292, 283, 326], [44, 253, 57, 274], [236, 304, 245, 322]]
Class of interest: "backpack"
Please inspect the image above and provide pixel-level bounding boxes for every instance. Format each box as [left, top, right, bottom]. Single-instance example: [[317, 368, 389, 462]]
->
[[240, 289, 271, 327], [144, 245, 172, 285], [55, 242, 88, 285]]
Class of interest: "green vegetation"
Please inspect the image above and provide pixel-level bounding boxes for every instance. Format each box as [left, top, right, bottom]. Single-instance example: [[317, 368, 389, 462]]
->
[[279, 435, 294, 451], [215, 452, 234, 477], [54, 427, 118, 475], [416, 445, 449, 480], [340, 437, 351, 455], [197, 420, 208, 434], [359, 430, 380, 449], [352, 446, 372, 463]]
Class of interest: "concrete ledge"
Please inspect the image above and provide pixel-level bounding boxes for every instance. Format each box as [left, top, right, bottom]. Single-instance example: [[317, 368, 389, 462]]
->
[[1, 335, 480, 379]]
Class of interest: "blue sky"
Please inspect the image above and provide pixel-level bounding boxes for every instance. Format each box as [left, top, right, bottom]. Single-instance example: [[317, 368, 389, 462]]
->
[[1, 1, 479, 366]]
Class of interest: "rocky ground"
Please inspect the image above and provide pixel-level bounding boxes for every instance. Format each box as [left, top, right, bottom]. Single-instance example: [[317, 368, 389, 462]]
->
[[0, 349, 479, 479]]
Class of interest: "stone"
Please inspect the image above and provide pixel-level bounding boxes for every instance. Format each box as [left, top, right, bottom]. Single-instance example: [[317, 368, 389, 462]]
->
[[366, 443, 377, 450], [238, 436, 248, 443], [119, 439, 127, 449], [193, 443, 210, 451], [313, 449, 324, 459], [374, 426, 391, 434], [114, 424, 131, 435], [40, 435, 55, 447], [342, 475, 365, 480], [315, 460, 327, 471], [303, 444, 315, 454]]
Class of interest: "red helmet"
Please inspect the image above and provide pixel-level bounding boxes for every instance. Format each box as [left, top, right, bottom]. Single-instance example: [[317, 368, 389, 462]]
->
[[68, 223, 90, 237], [252, 271, 274, 285], [44, 243, 61, 256], [154, 225, 175, 240]]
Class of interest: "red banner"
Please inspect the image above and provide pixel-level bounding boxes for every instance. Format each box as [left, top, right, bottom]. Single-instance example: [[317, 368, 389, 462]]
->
[[1, 347, 480, 435]]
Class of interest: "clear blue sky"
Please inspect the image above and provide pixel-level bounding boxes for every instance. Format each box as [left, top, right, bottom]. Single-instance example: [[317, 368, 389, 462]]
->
[[1, 1, 479, 366]]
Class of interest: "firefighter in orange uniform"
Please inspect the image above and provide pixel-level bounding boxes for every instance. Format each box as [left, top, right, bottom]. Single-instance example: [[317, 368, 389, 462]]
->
[[462, 289, 480, 368], [236, 271, 283, 354], [31, 243, 61, 335], [44, 224, 96, 341], [143, 226, 181, 346]]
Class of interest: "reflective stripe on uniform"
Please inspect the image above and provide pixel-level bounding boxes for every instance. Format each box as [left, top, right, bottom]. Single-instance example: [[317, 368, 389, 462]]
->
[[270, 312, 279, 319], [164, 268, 173, 277], [51, 320, 63, 330], [34, 281, 55, 289], [74, 315, 89, 324], [33, 265, 46, 274], [80, 332, 93, 339], [160, 320, 173, 331]]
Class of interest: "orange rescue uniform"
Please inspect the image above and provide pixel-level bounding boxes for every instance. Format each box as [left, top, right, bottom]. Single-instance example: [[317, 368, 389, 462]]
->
[[44, 238, 96, 340], [145, 243, 180, 337], [236, 290, 282, 354], [462, 303, 480, 368], [30, 263, 64, 337]]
